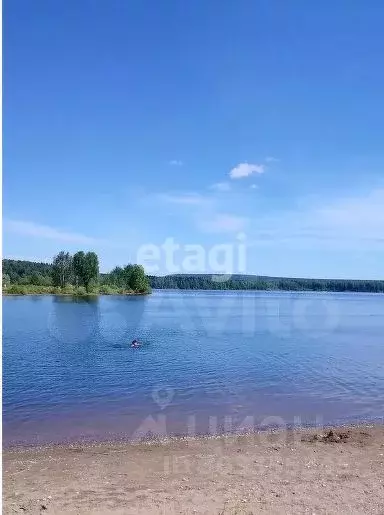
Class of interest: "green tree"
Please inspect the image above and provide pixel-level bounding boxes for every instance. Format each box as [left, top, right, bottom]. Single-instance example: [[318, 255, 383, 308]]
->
[[73, 251, 86, 286], [30, 273, 52, 286], [123, 264, 134, 289], [19, 275, 33, 285], [109, 266, 125, 288], [129, 264, 150, 292], [52, 251, 73, 288], [82, 252, 99, 292]]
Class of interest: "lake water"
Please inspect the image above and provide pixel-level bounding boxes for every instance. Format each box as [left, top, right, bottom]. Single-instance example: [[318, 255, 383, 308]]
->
[[3, 291, 384, 446]]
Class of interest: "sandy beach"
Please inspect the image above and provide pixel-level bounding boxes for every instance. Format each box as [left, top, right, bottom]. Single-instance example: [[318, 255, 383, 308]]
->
[[3, 424, 384, 514]]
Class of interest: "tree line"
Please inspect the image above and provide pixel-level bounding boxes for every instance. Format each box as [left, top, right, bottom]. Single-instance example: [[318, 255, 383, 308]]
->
[[3, 259, 384, 293], [148, 274, 384, 293], [3, 254, 150, 295]]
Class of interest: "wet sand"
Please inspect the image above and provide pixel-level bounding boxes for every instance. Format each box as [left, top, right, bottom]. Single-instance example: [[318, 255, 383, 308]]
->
[[3, 425, 384, 514]]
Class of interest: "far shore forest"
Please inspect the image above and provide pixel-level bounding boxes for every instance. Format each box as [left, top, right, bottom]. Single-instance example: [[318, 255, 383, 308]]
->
[[2, 258, 384, 294]]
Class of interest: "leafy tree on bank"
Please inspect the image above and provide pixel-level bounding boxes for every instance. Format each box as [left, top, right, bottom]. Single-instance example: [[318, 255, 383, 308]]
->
[[82, 252, 99, 292], [123, 264, 134, 289], [108, 266, 126, 288], [73, 251, 86, 286], [52, 252, 73, 288], [30, 273, 53, 286], [129, 264, 150, 292], [72, 251, 99, 291], [106, 263, 149, 292]]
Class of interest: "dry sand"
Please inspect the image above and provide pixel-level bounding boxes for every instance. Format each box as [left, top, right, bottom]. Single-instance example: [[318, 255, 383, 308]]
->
[[3, 425, 384, 514]]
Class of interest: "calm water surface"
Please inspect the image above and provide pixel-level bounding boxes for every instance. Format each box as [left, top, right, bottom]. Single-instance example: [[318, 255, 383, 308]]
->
[[3, 291, 384, 446]]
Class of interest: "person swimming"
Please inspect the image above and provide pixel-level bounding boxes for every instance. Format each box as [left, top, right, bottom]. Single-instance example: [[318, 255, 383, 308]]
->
[[130, 339, 141, 348]]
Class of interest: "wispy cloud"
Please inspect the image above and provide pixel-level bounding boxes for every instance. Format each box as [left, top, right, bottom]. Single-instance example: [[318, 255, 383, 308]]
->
[[156, 188, 248, 234], [199, 214, 248, 233], [4, 219, 99, 244], [157, 192, 208, 205], [229, 162, 265, 179], [169, 159, 183, 166], [250, 184, 258, 189], [210, 182, 231, 192], [265, 156, 280, 163]]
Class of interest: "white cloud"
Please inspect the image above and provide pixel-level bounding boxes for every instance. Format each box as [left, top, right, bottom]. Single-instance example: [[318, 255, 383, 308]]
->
[[229, 162, 265, 179], [265, 156, 280, 163], [210, 182, 231, 192], [199, 214, 248, 233], [169, 159, 183, 166], [157, 192, 207, 205], [4, 219, 99, 244], [250, 184, 258, 189]]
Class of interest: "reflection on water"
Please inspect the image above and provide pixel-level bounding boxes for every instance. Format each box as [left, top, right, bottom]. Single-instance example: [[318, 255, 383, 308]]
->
[[3, 291, 384, 446], [49, 295, 100, 344]]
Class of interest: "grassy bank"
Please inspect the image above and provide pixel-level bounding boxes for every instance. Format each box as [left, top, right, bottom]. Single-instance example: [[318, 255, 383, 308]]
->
[[3, 284, 150, 296]]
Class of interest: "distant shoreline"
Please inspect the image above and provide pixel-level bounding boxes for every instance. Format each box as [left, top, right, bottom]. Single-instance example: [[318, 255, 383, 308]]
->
[[2, 291, 150, 297], [4, 259, 384, 294], [3, 288, 384, 297]]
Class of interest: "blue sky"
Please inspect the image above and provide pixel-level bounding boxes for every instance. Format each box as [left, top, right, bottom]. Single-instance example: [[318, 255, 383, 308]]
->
[[3, 0, 384, 278]]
